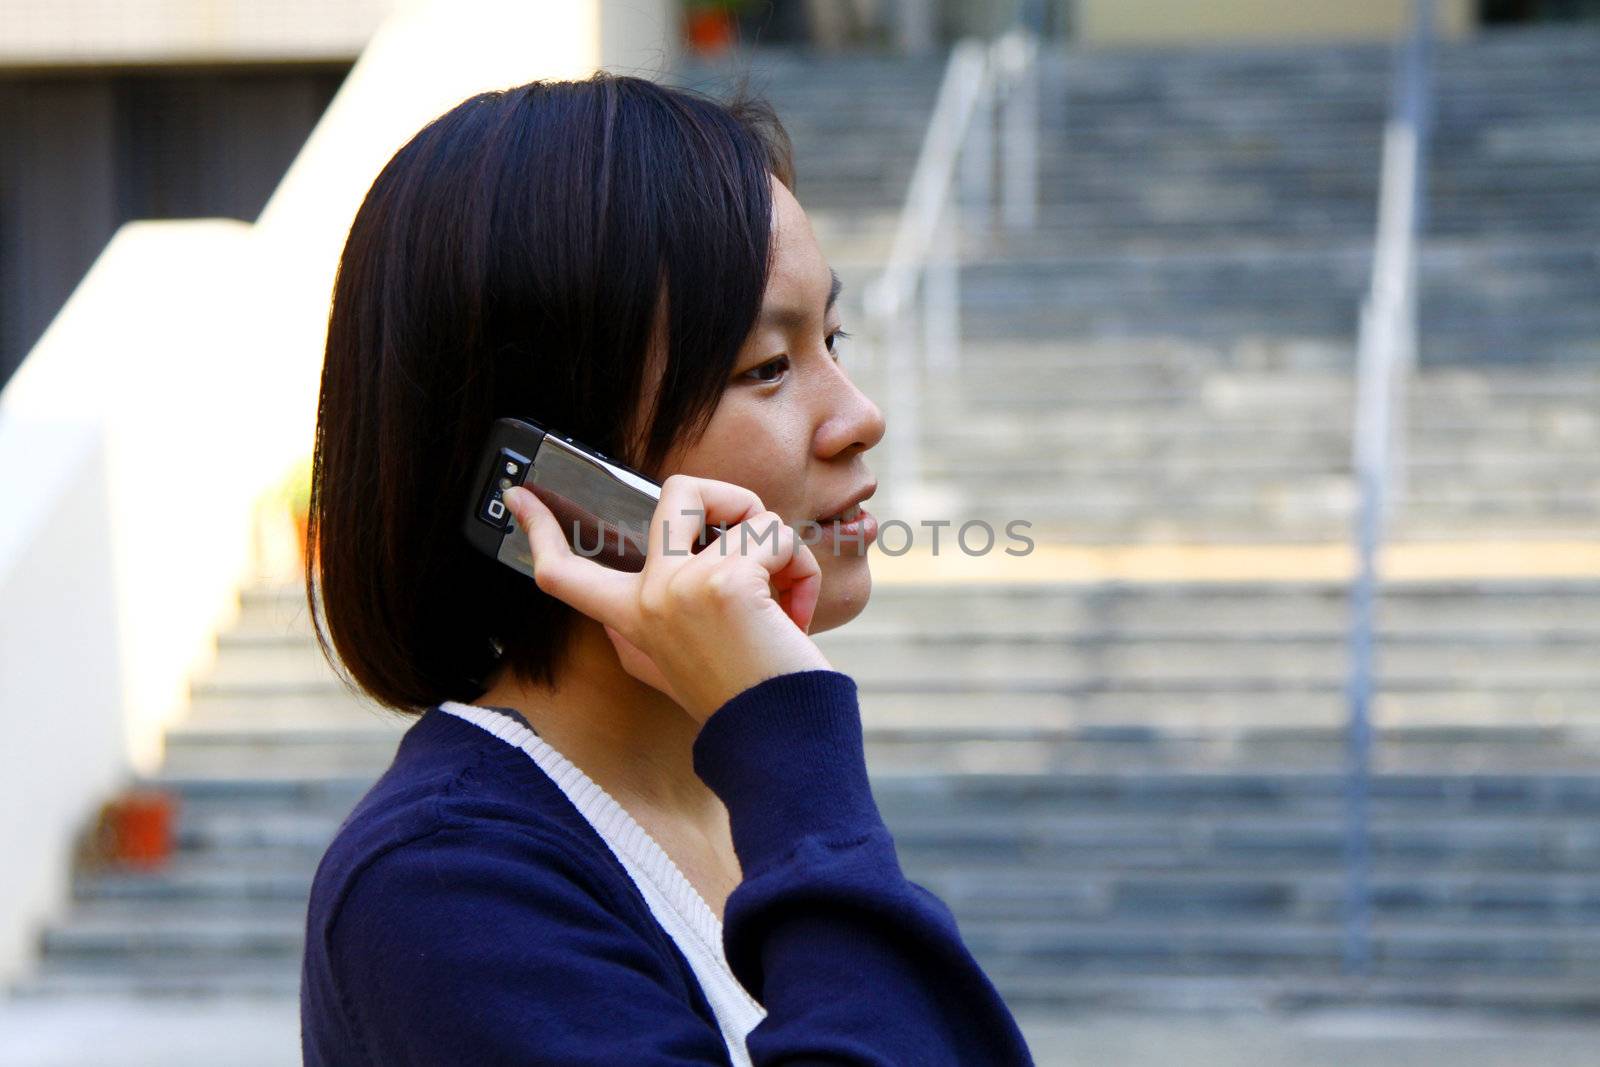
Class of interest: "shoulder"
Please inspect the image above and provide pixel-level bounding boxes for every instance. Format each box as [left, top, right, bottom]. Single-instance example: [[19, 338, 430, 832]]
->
[[302, 708, 723, 1062], [321, 806, 651, 978], [306, 705, 645, 942]]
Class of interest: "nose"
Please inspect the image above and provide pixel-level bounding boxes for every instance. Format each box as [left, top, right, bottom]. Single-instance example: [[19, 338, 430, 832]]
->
[[815, 363, 886, 460]]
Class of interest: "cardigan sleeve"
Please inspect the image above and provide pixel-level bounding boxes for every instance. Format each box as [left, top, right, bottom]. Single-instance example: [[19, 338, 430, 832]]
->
[[318, 821, 740, 1067], [693, 669, 1035, 1066]]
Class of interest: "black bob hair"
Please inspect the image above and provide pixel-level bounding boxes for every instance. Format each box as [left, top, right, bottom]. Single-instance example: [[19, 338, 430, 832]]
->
[[306, 73, 796, 712]]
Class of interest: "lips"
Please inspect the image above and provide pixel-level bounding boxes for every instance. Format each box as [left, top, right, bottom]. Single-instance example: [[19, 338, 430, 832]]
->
[[813, 482, 877, 525]]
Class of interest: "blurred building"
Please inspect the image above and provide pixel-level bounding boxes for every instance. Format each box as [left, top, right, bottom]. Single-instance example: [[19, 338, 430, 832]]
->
[[740, 0, 1598, 48], [6, 0, 1600, 387], [0, 2, 390, 388]]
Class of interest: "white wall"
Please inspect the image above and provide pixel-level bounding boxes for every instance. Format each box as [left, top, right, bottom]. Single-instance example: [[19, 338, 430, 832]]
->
[[0, 421, 122, 982], [0, 220, 259, 983], [0, 0, 663, 987], [1, 220, 257, 775]]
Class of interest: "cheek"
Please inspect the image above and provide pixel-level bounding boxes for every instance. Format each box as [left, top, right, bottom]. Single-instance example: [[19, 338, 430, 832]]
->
[[684, 404, 809, 517]]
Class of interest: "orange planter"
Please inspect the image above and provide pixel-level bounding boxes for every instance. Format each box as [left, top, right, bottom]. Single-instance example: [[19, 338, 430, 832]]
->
[[686, 9, 737, 54], [104, 790, 178, 868], [294, 508, 313, 574]]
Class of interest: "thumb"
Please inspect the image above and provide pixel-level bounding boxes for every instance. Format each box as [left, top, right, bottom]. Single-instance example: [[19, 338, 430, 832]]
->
[[501, 485, 549, 533]]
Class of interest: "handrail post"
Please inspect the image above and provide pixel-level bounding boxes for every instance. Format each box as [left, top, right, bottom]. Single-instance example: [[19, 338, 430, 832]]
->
[[924, 208, 961, 372], [1343, 0, 1434, 981], [997, 31, 1040, 231], [867, 32, 1040, 520], [960, 75, 996, 239], [869, 277, 924, 520]]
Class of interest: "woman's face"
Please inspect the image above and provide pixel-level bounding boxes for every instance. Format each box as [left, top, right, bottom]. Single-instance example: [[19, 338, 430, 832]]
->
[[657, 177, 886, 634]]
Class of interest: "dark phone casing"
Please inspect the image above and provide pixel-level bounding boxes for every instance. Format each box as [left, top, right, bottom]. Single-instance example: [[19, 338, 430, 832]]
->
[[462, 417, 661, 575]]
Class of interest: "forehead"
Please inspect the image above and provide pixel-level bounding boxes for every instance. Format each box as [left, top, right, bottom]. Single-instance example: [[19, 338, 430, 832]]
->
[[766, 178, 828, 296]]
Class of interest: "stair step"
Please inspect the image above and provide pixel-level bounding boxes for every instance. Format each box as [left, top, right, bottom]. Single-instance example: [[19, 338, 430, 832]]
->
[[152, 728, 1600, 780], [38, 910, 303, 961], [143, 769, 1600, 814], [991, 970, 1600, 1017], [869, 772, 1600, 817], [14, 959, 301, 999], [79, 810, 1600, 878], [1032, 872, 1600, 915], [960, 918, 1600, 978], [239, 579, 1600, 619], [47, 908, 1600, 980], [193, 643, 1600, 691], [76, 860, 322, 903]]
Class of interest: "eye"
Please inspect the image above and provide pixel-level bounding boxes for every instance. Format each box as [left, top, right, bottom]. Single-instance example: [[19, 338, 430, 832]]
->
[[826, 328, 851, 359], [743, 355, 790, 384]]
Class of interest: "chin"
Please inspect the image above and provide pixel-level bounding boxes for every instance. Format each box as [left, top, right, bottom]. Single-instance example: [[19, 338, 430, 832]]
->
[[808, 554, 873, 635]]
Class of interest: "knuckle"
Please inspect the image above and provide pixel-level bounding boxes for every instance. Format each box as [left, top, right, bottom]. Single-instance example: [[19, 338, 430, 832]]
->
[[755, 512, 790, 550], [702, 566, 739, 603], [637, 582, 669, 622]]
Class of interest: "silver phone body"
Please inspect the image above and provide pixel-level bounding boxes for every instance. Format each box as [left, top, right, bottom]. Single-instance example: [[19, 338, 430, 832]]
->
[[465, 419, 661, 575], [501, 435, 660, 574]]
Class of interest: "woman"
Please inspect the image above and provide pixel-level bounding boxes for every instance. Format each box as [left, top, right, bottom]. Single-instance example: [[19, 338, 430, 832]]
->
[[299, 71, 1033, 1065]]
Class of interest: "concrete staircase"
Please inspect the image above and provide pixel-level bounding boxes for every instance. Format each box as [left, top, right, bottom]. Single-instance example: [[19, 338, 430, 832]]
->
[[671, 49, 947, 218], [916, 344, 1600, 542], [18, 577, 1600, 1011], [956, 31, 1600, 365], [928, 28, 1598, 542], [15, 29, 1600, 1019], [690, 31, 1600, 544]]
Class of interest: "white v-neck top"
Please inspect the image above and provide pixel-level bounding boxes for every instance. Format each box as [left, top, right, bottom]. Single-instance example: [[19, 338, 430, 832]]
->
[[439, 701, 766, 1065]]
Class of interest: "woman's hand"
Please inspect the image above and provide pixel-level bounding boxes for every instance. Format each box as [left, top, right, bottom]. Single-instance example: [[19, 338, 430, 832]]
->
[[501, 475, 833, 725]]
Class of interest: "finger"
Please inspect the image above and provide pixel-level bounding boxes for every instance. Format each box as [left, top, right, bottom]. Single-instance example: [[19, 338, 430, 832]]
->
[[503, 486, 636, 626], [648, 475, 764, 565], [774, 543, 825, 633], [770, 539, 822, 633], [688, 512, 822, 633], [748, 518, 822, 633]]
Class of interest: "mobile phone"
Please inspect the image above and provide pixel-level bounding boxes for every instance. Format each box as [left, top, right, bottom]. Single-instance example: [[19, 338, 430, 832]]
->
[[463, 417, 661, 575]]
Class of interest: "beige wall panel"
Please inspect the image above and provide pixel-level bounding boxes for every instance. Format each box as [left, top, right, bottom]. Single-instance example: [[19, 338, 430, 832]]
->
[[1074, 0, 1474, 45], [0, 0, 394, 66]]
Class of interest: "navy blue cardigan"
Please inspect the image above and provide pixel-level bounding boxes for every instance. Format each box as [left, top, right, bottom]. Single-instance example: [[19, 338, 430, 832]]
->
[[300, 669, 1034, 1065]]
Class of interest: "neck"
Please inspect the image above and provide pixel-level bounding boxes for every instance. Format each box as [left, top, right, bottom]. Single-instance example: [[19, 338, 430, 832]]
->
[[473, 618, 719, 822]]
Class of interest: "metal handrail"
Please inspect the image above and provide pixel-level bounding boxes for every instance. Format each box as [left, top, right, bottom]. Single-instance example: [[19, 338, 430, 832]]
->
[[864, 30, 1039, 519], [1343, 0, 1436, 978]]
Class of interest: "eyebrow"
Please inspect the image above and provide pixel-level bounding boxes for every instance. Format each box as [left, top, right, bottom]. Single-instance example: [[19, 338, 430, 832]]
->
[[759, 269, 843, 330]]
